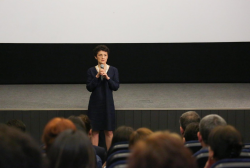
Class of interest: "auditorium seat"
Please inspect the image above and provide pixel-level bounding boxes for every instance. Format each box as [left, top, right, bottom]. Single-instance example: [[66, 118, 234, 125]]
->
[[106, 150, 130, 167], [185, 140, 202, 154], [210, 158, 250, 168], [107, 141, 129, 157], [108, 160, 127, 168]]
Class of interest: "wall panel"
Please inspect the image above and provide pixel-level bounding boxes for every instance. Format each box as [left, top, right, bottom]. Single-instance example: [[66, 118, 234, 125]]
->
[[0, 110, 250, 144]]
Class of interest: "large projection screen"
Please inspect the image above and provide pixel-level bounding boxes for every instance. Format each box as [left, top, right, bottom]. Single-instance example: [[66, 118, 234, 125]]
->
[[0, 0, 250, 43]]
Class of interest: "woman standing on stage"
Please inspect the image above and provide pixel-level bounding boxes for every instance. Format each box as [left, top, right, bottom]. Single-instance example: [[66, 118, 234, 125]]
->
[[86, 45, 119, 150]]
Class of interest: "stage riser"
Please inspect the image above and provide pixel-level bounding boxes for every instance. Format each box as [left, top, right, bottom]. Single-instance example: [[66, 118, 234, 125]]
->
[[0, 110, 249, 144]]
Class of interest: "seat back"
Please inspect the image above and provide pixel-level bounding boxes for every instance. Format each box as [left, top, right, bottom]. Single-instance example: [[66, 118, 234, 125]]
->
[[108, 160, 127, 168], [107, 141, 129, 157], [106, 150, 130, 167], [210, 158, 250, 168], [194, 149, 209, 168], [185, 140, 202, 154]]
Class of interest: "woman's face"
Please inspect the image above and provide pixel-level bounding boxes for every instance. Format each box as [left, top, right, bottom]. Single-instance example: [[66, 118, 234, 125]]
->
[[95, 50, 108, 65]]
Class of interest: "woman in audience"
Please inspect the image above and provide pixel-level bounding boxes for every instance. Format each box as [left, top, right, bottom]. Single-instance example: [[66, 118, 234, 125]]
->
[[204, 125, 243, 168], [42, 117, 76, 153], [47, 129, 96, 168], [0, 124, 45, 168], [127, 131, 197, 168], [129, 127, 153, 149]]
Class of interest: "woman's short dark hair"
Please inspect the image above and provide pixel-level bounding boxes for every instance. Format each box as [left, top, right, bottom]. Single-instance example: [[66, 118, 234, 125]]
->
[[208, 125, 243, 160], [93, 45, 110, 56], [0, 124, 43, 168], [128, 132, 198, 168], [47, 129, 96, 168], [111, 126, 134, 146]]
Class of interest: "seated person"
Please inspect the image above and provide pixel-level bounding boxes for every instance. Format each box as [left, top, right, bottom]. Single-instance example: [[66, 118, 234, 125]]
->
[[108, 126, 134, 152], [0, 124, 44, 168], [127, 131, 198, 168], [204, 125, 243, 168], [47, 129, 96, 168], [179, 111, 200, 137], [42, 117, 76, 153], [194, 114, 227, 156], [129, 127, 153, 149], [79, 114, 107, 164], [184, 122, 199, 142]]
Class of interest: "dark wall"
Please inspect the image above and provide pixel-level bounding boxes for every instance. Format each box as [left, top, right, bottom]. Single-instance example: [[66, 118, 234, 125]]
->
[[1, 43, 250, 84], [0, 110, 249, 144]]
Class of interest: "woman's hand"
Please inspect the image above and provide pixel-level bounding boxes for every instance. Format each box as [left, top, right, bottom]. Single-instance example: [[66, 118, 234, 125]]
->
[[96, 69, 110, 80]]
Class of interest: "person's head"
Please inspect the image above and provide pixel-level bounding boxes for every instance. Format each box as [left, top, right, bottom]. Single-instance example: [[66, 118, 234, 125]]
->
[[127, 131, 197, 168], [208, 125, 242, 161], [111, 126, 134, 147], [179, 111, 200, 136], [6, 119, 26, 132], [198, 114, 227, 146], [47, 129, 96, 168], [0, 124, 43, 168], [78, 114, 92, 136], [93, 45, 109, 65], [42, 117, 76, 152], [183, 122, 199, 142], [68, 115, 86, 133], [129, 127, 153, 149]]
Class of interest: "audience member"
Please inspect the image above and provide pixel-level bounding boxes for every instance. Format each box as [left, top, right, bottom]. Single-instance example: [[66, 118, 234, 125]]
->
[[179, 111, 200, 137], [204, 125, 243, 168], [183, 122, 199, 142], [0, 124, 44, 168], [6, 119, 26, 132], [68, 115, 86, 132], [129, 127, 153, 149], [42, 117, 76, 153], [196, 114, 227, 150], [127, 131, 198, 168], [47, 129, 96, 168], [110, 126, 134, 146], [79, 114, 107, 164]]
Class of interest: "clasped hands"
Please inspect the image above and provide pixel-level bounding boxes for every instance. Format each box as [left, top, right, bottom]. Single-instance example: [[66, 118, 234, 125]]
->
[[96, 69, 110, 80]]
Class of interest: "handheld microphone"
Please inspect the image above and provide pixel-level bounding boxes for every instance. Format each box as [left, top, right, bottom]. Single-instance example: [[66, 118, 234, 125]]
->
[[100, 64, 104, 80]]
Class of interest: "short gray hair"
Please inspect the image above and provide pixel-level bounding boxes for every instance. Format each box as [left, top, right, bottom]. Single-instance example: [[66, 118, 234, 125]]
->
[[199, 114, 227, 145]]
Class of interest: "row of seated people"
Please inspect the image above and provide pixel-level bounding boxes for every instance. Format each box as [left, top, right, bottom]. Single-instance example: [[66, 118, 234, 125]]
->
[[2, 112, 250, 168]]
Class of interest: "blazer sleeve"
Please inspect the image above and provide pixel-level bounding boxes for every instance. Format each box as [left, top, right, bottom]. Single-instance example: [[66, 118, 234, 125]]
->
[[86, 68, 100, 92], [108, 67, 119, 91]]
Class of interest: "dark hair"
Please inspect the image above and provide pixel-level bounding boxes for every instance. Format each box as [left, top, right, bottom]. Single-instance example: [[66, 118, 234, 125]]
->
[[68, 115, 87, 133], [0, 124, 43, 168], [127, 132, 198, 168], [184, 122, 199, 141], [208, 125, 242, 160], [93, 45, 110, 56], [199, 114, 227, 144], [111, 126, 134, 146], [48, 129, 96, 168], [6, 119, 26, 132], [78, 114, 91, 133], [179, 111, 200, 131], [129, 127, 153, 148]]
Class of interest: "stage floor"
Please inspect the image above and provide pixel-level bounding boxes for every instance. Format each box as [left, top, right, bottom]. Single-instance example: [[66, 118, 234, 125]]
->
[[0, 84, 250, 110]]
